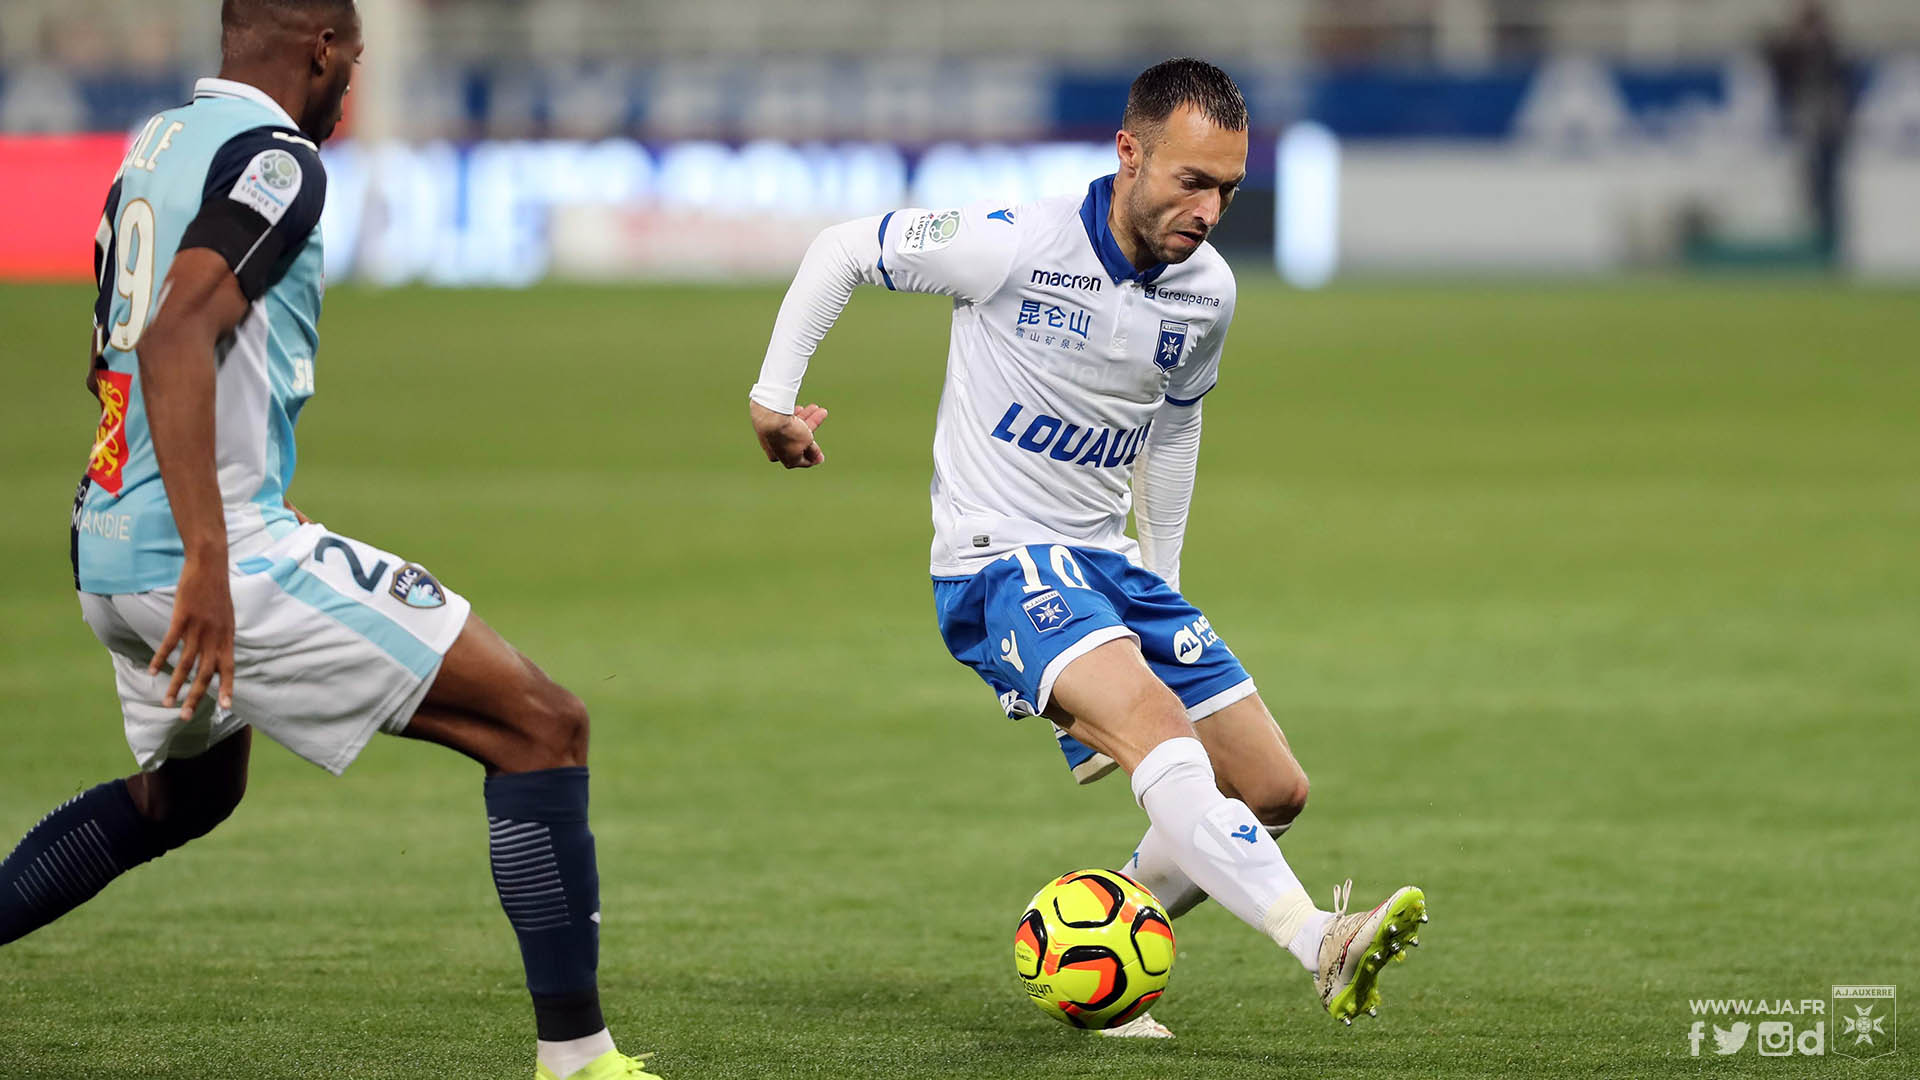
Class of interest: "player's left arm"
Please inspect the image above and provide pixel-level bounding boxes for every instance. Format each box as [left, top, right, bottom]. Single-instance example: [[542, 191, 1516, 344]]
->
[[1133, 402, 1202, 592], [1133, 283, 1236, 591]]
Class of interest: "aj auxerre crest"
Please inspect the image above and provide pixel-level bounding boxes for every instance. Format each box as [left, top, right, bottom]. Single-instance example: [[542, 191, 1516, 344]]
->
[[1832, 985, 1896, 1059], [1154, 319, 1189, 371], [1021, 589, 1073, 633]]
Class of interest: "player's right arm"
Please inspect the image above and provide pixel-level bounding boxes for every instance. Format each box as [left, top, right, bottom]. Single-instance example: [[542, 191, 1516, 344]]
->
[[139, 128, 327, 718], [139, 249, 250, 717], [750, 206, 1019, 468]]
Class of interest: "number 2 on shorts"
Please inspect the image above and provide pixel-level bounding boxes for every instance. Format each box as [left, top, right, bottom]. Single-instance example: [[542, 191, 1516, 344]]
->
[[315, 535, 390, 592]]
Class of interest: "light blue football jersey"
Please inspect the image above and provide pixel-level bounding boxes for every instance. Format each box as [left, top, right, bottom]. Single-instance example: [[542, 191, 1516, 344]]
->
[[75, 78, 328, 595]]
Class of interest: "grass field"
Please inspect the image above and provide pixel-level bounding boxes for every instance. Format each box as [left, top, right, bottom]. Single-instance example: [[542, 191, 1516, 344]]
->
[[1, 278, 1916, 1079]]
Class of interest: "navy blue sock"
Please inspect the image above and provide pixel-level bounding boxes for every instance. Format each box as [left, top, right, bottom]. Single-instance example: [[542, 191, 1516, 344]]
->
[[484, 766, 605, 1041], [1, 779, 170, 945]]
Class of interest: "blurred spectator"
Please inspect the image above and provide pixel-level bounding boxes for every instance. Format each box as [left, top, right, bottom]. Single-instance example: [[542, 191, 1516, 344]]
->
[[0, 64, 84, 133], [1766, 1, 1854, 263]]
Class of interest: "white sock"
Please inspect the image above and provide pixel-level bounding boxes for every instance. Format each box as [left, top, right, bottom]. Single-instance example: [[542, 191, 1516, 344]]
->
[[1126, 819, 1292, 920], [538, 1028, 615, 1079], [1288, 910, 1335, 969], [1123, 825, 1209, 918], [1129, 737, 1323, 970]]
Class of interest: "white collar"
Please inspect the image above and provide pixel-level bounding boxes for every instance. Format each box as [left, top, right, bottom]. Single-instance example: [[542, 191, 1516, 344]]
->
[[192, 77, 301, 131]]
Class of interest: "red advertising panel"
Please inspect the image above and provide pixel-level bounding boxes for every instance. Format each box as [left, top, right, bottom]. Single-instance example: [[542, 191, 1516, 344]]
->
[[0, 135, 128, 281]]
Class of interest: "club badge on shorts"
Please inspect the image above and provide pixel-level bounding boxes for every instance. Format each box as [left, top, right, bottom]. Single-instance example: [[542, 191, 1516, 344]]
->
[[390, 563, 447, 609], [1022, 589, 1073, 633]]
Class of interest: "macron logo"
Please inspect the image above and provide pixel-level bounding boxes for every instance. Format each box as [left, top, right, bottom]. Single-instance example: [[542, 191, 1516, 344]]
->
[[1029, 269, 1101, 293]]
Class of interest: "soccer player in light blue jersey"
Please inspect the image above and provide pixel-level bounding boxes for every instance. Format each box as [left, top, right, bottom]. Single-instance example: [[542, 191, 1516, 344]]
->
[[750, 59, 1429, 1035], [0, 4, 659, 1077]]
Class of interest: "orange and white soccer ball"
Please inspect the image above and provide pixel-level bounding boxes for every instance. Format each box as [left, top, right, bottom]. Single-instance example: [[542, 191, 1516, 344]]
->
[[1013, 868, 1175, 1029]]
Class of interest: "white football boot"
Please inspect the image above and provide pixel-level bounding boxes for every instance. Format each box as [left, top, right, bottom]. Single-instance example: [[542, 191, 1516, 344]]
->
[[1097, 1012, 1175, 1039], [1315, 879, 1428, 1025]]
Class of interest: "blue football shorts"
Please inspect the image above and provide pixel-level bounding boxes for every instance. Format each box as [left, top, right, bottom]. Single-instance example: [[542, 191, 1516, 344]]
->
[[933, 543, 1256, 781]]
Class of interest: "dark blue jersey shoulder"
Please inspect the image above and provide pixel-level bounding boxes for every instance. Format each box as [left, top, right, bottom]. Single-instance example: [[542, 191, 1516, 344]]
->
[[179, 125, 327, 300]]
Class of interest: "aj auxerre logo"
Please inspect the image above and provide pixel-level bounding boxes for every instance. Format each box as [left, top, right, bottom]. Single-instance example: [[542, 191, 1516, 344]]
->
[[1683, 985, 1897, 1059], [1029, 269, 1101, 292], [1835, 985, 1897, 1060]]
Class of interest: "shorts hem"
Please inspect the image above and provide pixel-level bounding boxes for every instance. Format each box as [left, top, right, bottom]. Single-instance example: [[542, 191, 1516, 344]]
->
[[1070, 752, 1120, 784], [1187, 677, 1258, 723], [1035, 624, 1138, 716], [310, 664, 430, 776], [302, 592, 469, 775]]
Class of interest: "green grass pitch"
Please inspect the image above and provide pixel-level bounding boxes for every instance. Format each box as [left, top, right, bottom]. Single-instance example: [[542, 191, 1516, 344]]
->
[[1, 278, 1915, 1078]]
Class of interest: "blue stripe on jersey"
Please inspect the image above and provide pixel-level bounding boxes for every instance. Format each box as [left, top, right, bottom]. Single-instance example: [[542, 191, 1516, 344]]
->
[[264, 558, 440, 680], [1164, 382, 1216, 407], [875, 210, 897, 291]]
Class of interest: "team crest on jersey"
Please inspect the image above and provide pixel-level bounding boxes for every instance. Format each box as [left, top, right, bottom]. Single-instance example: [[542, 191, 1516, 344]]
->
[[86, 371, 133, 495], [389, 563, 447, 609], [1154, 320, 1189, 371]]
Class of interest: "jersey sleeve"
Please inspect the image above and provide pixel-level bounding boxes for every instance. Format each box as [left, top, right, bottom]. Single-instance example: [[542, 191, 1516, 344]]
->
[[177, 126, 327, 301], [871, 203, 1021, 305], [1165, 276, 1236, 406], [749, 203, 1021, 414]]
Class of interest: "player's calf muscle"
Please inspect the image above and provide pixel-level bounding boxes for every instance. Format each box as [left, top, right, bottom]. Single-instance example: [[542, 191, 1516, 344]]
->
[[1194, 698, 1310, 826]]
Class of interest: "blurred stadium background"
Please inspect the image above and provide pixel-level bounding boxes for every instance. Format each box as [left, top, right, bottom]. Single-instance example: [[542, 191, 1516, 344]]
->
[[3, 0, 1919, 285], [3, 4, 1918, 1078]]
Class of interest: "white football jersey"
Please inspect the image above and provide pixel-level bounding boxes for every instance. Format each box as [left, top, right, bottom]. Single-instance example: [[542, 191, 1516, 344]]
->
[[876, 177, 1237, 576]]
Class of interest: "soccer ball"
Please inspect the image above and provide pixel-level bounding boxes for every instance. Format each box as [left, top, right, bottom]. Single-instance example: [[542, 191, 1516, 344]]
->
[[1013, 868, 1175, 1029]]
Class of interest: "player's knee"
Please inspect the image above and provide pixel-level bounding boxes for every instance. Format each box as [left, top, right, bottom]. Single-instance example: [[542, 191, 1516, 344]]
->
[[129, 769, 247, 850], [521, 682, 590, 769], [165, 782, 245, 848], [1245, 767, 1310, 829]]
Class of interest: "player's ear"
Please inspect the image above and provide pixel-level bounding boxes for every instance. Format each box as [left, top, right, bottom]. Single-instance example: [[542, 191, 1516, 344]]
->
[[311, 27, 337, 77], [1115, 129, 1143, 177]]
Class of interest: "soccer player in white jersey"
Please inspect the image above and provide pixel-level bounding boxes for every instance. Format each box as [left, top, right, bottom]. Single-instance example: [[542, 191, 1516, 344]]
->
[[0, 4, 659, 1077], [749, 59, 1428, 1034]]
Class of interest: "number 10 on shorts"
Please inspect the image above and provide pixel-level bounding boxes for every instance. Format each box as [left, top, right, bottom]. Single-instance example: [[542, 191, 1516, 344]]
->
[[1002, 545, 1092, 594]]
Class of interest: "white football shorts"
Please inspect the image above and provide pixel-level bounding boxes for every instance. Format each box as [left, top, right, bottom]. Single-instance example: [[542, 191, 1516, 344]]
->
[[78, 522, 471, 774]]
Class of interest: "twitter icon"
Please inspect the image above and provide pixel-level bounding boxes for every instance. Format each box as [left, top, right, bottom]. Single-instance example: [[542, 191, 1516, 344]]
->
[[1714, 1022, 1752, 1055]]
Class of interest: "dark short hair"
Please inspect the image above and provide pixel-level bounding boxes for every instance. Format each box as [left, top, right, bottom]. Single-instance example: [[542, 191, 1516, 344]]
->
[[1122, 58, 1248, 143], [221, 0, 356, 42]]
